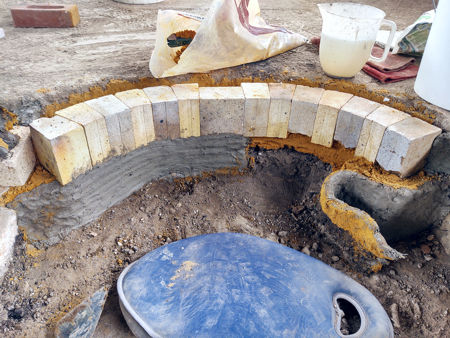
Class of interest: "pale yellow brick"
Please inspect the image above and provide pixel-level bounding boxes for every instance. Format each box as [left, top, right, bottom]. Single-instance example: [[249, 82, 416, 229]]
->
[[376, 117, 441, 177], [267, 83, 296, 138], [30, 116, 92, 185], [289, 85, 324, 137], [56, 103, 111, 165], [199, 87, 245, 135], [241, 83, 270, 137], [334, 96, 380, 149], [311, 90, 353, 147], [355, 105, 410, 162], [143, 86, 179, 140], [172, 84, 200, 138], [86, 95, 136, 155], [115, 89, 155, 147]]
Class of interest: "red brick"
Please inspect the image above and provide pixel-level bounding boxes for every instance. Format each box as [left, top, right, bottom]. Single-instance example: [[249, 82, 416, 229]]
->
[[11, 4, 80, 28]]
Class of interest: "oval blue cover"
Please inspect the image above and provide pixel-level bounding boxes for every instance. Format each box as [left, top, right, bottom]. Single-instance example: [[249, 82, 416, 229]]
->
[[118, 233, 393, 337]]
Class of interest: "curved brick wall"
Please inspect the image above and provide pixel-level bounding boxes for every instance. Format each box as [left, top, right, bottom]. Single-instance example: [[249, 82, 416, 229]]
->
[[28, 83, 441, 186], [0, 83, 444, 262]]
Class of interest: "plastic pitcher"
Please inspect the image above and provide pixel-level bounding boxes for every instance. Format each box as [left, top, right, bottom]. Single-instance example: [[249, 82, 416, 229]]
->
[[318, 3, 396, 78]]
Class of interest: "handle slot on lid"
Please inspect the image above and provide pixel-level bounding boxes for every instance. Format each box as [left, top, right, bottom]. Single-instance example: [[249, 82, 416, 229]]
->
[[333, 293, 367, 337]]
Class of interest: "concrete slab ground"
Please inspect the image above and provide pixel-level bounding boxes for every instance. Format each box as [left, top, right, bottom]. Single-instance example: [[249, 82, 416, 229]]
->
[[0, 0, 448, 131]]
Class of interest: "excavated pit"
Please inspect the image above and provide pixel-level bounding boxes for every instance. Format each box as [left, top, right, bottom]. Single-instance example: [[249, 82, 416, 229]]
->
[[0, 147, 449, 338]]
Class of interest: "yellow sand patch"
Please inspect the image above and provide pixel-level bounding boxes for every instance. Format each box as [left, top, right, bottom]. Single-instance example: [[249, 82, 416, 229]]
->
[[0, 138, 8, 150], [319, 174, 390, 259]]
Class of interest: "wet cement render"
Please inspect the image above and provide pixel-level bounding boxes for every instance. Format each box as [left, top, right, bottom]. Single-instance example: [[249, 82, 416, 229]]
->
[[0, 149, 448, 337], [7, 134, 248, 245]]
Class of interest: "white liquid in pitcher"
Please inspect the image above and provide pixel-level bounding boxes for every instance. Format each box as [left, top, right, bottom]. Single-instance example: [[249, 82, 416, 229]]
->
[[319, 34, 375, 78]]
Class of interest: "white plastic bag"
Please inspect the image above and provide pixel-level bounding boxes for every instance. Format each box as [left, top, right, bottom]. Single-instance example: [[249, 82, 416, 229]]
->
[[150, 0, 306, 78]]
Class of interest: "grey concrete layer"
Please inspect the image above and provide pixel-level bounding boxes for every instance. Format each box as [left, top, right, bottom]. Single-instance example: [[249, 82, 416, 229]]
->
[[425, 132, 450, 175], [8, 134, 248, 245], [331, 171, 449, 243]]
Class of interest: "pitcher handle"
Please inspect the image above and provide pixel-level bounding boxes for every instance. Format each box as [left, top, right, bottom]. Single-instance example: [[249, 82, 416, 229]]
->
[[369, 19, 397, 63]]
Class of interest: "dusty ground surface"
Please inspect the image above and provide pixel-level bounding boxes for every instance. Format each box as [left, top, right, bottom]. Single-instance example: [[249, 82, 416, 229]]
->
[[0, 148, 448, 337], [1, 0, 448, 131]]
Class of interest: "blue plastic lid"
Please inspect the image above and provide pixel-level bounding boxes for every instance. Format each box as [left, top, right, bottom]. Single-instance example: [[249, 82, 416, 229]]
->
[[118, 233, 393, 337]]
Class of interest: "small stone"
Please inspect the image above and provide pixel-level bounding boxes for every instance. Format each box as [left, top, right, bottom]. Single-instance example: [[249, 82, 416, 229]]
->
[[88, 232, 98, 238], [0, 146, 8, 159], [301, 246, 310, 256], [387, 290, 394, 298], [331, 256, 340, 262], [0, 207, 18, 283], [9, 307, 25, 320], [389, 269, 396, 276], [277, 231, 288, 237], [424, 255, 433, 261], [390, 303, 401, 328], [427, 234, 434, 241], [420, 244, 431, 255], [417, 263, 423, 269], [412, 301, 421, 320], [311, 242, 319, 251]]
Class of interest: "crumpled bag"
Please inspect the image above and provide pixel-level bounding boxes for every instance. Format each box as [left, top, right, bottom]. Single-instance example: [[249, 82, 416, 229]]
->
[[150, 0, 307, 78]]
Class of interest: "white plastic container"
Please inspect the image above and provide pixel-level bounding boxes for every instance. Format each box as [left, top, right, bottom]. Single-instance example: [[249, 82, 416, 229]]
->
[[414, 0, 450, 110], [318, 3, 396, 78]]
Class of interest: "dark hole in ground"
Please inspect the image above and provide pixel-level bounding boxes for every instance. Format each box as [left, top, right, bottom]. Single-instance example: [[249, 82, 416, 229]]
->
[[334, 173, 445, 244], [337, 297, 362, 336], [0, 148, 448, 338]]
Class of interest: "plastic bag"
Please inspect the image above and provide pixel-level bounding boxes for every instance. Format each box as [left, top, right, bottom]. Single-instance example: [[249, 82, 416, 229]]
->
[[150, 0, 306, 78], [376, 10, 435, 56]]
